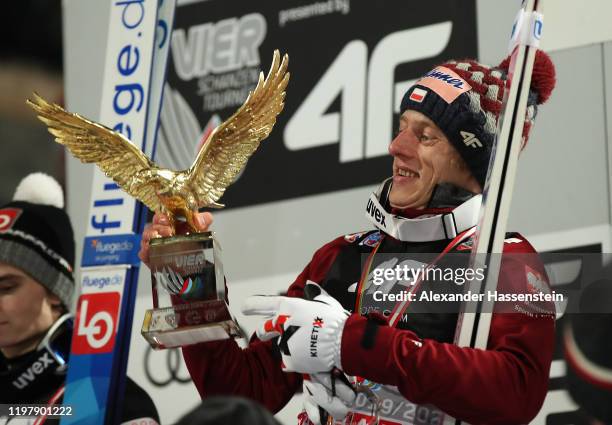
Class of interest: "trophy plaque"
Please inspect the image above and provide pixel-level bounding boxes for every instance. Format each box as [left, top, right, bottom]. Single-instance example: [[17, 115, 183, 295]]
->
[[140, 231, 243, 348], [28, 50, 289, 349]]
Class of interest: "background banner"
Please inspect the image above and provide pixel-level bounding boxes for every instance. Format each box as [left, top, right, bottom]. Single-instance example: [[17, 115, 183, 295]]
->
[[155, 0, 478, 208]]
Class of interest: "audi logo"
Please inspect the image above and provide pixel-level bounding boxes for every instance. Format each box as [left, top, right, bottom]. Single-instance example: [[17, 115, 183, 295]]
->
[[143, 346, 191, 387]]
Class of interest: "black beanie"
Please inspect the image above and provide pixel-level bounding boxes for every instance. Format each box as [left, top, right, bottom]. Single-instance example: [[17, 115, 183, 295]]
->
[[0, 173, 75, 308]]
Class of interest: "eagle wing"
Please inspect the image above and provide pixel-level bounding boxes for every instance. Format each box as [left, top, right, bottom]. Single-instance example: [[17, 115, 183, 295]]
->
[[27, 93, 161, 212], [186, 50, 289, 208]]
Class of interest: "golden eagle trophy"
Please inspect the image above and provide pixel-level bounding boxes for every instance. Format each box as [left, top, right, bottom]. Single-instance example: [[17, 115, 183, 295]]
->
[[29, 50, 290, 349]]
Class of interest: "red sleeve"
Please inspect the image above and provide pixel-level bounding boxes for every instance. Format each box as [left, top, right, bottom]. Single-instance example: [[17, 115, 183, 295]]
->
[[181, 236, 349, 412], [340, 238, 555, 425]]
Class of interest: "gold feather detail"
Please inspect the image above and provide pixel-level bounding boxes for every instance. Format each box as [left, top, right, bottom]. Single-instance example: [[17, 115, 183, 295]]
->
[[27, 50, 289, 232]]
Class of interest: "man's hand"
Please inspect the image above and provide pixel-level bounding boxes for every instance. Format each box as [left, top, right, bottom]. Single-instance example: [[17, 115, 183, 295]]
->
[[241, 282, 349, 374], [302, 372, 356, 425], [138, 212, 213, 266]]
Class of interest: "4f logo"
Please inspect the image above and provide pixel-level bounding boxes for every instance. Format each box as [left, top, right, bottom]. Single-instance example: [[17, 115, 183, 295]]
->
[[73, 292, 120, 354], [461, 131, 482, 148], [284, 22, 453, 162]]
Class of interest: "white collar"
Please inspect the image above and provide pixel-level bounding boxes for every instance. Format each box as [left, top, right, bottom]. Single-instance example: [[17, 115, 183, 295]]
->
[[365, 191, 482, 242]]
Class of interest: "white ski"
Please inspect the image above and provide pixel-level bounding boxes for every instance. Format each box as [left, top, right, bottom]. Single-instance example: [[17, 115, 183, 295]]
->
[[454, 0, 545, 355]]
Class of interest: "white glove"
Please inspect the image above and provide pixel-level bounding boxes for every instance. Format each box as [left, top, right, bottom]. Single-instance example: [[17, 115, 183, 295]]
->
[[302, 372, 356, 425], [241, 281, 349, 374]]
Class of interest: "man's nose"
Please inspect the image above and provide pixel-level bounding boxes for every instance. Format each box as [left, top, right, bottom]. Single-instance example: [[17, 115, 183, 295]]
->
[[389, 129, 418, 157]]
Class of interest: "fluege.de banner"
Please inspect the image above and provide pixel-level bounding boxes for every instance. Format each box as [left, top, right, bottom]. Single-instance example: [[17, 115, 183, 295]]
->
[[156, 0, 478, 209]]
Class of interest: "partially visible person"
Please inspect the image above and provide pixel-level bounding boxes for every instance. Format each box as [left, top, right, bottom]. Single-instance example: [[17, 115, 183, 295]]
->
[[0, 173, 160, 424], [175, 396, 281, 425], [564, 262, 612, 425]]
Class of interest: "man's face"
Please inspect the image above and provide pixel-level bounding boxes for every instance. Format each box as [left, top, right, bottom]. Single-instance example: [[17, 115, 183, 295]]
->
[[388, 110, 479, 208], [0, 262, 61, 357]]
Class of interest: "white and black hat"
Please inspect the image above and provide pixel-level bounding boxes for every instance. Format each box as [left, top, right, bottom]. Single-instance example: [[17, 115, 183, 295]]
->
[[0, 173, 75, 308]]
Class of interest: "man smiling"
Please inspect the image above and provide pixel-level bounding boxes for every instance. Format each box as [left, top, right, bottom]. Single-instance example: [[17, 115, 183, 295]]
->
[[140, 52, 557, 425], [389, 110, 481, 208]]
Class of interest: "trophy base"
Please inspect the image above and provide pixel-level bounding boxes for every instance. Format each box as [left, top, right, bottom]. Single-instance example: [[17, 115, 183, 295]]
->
[[141, 299, 243, 349]]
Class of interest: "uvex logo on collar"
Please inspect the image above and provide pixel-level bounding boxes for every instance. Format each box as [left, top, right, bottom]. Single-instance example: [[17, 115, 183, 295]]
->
[[365, 191, 482, 242], [0, 208, 22, 233], [416, 66, 471, 104], [12, 352, 55, 390], [366, 198, 387, 227]]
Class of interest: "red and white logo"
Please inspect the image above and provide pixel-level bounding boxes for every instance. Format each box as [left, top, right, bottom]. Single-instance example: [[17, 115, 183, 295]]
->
[[73, 292, 120, 354], [409, 87, 428, 103], [0, 208, 22, 233]]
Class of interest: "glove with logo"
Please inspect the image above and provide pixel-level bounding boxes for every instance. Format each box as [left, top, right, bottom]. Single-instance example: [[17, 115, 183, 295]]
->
[[302, 371, 356, 425], [241, 281, 350, 374]]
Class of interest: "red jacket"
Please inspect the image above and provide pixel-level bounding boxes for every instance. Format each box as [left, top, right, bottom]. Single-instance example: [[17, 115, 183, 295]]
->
[[181, 230, 555, 424]]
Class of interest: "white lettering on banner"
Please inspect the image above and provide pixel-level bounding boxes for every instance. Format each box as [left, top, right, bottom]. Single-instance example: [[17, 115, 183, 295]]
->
[[284, 22, 452, 161], [171, 13, 266, 80], [284, 40, 366, 162], [64, 1, 159, 423], [85, 0, 157, 236], [278, 0, 350, 27]]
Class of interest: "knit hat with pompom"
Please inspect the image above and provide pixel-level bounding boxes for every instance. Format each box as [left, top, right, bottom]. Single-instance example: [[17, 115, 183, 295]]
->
[[400, 50, 556, 188], [0, 173, 75, 308]]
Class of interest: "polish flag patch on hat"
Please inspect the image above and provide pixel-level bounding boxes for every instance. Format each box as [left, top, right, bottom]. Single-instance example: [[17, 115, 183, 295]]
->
[[409, 87, 428, 103], [416, 66, 472, 103]]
